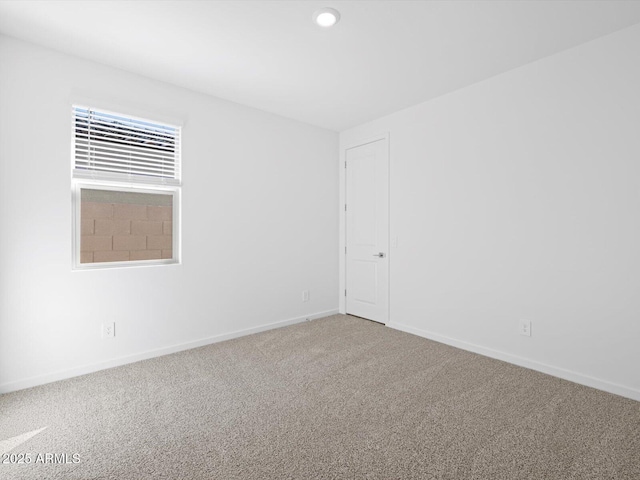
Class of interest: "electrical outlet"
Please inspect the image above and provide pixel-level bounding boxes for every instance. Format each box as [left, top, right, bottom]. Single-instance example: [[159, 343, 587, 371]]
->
[[102, 322, 115, 338], [302, 290, 310, 302], [519, 319, 531, 337]]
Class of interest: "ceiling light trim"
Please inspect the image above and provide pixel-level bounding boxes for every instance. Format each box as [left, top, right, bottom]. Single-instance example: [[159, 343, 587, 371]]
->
[[313, 7, 341, 28]]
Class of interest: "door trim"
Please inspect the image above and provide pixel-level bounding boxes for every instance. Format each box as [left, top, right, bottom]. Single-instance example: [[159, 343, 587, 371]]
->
[[339, 132, 390, 322]]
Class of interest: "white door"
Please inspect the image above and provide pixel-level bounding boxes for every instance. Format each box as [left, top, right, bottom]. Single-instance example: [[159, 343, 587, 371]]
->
[[346, 138, 389, 323]]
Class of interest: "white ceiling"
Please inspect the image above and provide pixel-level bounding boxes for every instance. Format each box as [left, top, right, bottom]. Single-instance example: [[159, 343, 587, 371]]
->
[[1, 1, 640, 131]]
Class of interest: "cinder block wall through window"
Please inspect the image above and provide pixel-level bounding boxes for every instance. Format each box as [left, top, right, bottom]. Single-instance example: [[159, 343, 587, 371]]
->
[[80, 189, 173, 263]]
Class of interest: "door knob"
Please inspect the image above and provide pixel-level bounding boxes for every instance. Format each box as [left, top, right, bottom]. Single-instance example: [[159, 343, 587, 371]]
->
[[373, 252, 386, 258]]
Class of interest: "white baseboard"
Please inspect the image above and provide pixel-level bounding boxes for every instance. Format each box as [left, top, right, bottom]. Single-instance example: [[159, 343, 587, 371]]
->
[[387, 321, 640, 402], [0, 309, 339, 395]]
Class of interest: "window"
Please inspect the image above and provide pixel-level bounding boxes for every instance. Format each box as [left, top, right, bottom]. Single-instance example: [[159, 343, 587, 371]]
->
[[72, 106, 181, 268]]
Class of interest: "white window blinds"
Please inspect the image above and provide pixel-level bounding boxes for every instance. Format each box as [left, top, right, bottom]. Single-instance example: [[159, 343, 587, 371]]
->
[[73, 106, 180, 185]]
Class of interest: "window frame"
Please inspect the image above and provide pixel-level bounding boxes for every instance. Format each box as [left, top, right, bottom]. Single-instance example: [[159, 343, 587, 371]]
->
[[70, 105, 181, 270]]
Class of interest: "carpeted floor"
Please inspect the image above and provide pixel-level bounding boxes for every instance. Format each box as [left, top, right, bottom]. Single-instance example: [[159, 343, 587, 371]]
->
[[1, 314, 638, 479]]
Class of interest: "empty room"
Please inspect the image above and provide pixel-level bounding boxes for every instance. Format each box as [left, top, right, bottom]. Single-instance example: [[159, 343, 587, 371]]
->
[[0, 1, 639, 478]]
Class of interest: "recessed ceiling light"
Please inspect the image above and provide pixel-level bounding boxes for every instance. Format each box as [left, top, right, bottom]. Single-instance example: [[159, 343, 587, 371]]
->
[[313, 7, 340, 28]]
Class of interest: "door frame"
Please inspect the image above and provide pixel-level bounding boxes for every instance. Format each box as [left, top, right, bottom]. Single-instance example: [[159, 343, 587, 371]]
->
[[339, 132, 390, 321]]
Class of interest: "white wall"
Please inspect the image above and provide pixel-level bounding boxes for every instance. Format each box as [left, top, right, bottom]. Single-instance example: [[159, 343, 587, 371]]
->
[[0, 35, 339, 392], [340, 24, 640, 400]]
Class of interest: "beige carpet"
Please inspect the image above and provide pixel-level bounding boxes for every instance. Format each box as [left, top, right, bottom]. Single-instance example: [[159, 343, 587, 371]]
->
[[0, 314, 638, 479]]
